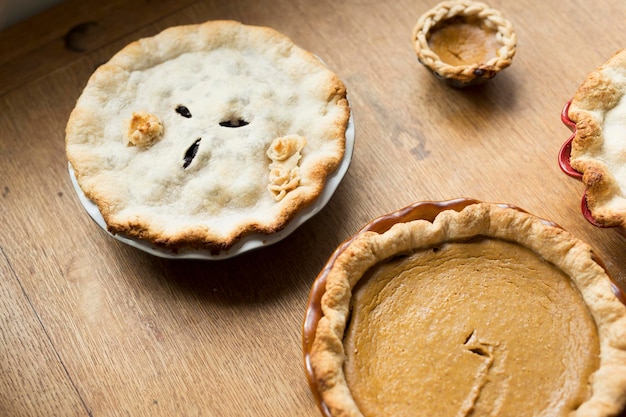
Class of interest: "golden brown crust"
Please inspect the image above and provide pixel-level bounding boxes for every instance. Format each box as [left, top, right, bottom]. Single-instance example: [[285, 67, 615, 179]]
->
[[308, 203, 626, 417], [65, 20, 349, 251], [127, 112, 163, 147], [412, 0, 516, 85], [568, 49, 626, 228]]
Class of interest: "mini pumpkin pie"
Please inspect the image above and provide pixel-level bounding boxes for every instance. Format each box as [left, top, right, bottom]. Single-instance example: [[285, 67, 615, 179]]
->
[[412, 0, 516, 86], [65, 20, 349, 251], [565, 49, 626, 229], [304, 200, 626, 417]]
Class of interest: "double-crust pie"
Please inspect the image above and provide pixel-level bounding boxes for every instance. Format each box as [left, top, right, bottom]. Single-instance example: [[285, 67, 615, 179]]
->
[[304, 201, 626, 417], [567, 49, 626, 229], [66, 20, 349, 251]]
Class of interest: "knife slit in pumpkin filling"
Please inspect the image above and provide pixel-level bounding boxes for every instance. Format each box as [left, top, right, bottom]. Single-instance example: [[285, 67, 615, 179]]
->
[[342, 238, 600, 417]]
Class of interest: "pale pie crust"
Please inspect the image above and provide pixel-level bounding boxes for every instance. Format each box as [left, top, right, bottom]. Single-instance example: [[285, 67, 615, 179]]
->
[[66, 20, 349, 251]]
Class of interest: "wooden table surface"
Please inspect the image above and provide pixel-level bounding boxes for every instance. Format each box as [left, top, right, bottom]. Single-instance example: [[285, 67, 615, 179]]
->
[[2, 0, 625, 416]]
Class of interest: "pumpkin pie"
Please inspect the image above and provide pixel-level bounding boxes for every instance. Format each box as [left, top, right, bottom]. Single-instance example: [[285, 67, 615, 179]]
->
[[412, 0, 517, 86], [304, 201, 626, 417]]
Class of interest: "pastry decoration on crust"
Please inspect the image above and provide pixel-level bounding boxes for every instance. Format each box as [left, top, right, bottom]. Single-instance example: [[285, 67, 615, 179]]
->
[[567, 49, 626, 229], [65, 20, 350, 252], [304, 201, 626, 417], [126, 112, 163, 147], [267, 135, 307, 201]]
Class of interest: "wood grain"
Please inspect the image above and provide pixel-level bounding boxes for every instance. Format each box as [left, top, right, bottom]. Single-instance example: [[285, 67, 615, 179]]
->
[[1, 0, 626, 416]]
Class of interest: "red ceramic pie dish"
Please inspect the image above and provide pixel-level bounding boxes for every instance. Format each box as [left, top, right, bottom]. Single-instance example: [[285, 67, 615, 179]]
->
[[559, 100, 626, 236]]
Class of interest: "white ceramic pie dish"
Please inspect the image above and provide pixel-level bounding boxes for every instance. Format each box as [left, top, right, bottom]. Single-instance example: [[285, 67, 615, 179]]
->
[[68, 110, 355, 260]]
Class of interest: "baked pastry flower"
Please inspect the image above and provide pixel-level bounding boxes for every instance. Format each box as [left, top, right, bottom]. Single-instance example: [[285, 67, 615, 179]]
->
[[267, 135, 307, 201]]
